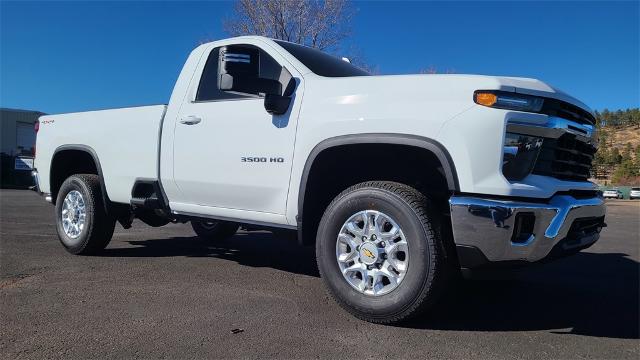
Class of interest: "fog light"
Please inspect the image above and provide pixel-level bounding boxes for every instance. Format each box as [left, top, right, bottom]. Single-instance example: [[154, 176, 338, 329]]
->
[[503, 133, 543, 181]]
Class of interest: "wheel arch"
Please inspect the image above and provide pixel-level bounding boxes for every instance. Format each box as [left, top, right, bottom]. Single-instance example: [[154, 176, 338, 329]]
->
[[50, 145, 111, 213], [296, 133, 459, 245]]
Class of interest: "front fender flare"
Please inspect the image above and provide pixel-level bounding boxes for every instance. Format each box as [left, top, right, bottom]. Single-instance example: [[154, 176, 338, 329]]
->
[[297, 133, 460, 222]]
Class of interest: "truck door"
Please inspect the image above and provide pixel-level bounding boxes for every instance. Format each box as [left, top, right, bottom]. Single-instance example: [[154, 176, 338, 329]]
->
[[170, 43, 302, 216]]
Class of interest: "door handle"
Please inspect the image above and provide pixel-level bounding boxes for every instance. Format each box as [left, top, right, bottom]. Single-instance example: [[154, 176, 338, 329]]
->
[[179, 116, 202, 125]]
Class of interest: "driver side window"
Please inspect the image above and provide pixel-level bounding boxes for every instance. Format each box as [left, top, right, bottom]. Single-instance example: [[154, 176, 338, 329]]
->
[[195, 45, 281, 102]]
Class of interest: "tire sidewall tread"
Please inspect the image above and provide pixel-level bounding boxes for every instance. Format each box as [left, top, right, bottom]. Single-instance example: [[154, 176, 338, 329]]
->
[[55, 174, 115, 255], [316, 181, 447, 324]]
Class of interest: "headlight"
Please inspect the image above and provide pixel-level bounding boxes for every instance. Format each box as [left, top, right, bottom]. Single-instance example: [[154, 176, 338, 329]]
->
[[474, 90, 544, 112], [502, 133, 543, 181]]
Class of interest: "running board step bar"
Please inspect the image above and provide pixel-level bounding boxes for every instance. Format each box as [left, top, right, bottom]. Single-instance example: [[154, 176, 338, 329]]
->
[[130, 179, 168, 211], [130, 196, 162, 209]]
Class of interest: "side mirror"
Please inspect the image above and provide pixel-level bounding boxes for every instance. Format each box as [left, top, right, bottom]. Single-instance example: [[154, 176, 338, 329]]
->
[[264, 94, 291, 115], [218, 45, 295, 116], [264, 66, 295, 115], [218, 46, 281, 96]]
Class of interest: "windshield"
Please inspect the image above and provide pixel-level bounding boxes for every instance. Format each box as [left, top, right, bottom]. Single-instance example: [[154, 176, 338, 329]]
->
[[274, 40, 369, 77]]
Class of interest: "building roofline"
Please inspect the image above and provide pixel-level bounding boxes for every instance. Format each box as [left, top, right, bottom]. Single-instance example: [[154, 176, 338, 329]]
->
[[0, 107, 46, 115]]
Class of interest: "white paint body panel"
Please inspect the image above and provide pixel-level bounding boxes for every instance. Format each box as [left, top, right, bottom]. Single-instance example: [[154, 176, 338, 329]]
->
[[282, 72, 597, 225], [164, 38, 304, 218], [34, 36, 598, 228], [34, 105, 166, 203]]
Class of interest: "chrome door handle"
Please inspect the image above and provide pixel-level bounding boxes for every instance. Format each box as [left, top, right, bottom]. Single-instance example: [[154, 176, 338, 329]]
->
[[179, 116, 202, 125]]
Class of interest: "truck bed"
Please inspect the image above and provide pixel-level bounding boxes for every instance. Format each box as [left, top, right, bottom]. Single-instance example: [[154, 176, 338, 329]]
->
[[34, 105, 167, 204]]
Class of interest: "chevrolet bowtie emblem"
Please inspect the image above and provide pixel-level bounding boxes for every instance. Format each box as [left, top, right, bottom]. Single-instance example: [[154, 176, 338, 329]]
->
[[362, 248, 375, 259]]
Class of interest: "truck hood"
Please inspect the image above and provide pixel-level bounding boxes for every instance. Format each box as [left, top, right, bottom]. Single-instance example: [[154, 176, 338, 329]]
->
[[310, 74, 594, 116], [486, 75, 593, 115]]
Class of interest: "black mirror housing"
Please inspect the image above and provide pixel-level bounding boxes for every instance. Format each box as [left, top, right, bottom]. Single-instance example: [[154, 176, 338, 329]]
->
[[264, 94, 291, 115], [265, 67, 295, 115]]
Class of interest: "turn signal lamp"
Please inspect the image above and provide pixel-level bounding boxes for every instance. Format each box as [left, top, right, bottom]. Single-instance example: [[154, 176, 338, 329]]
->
[[475, 92, 497, 106], [474, 90, 544, 113]]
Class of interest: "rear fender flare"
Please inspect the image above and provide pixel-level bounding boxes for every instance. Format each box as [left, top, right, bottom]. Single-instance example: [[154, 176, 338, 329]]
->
[[51, 144, 111, 214]]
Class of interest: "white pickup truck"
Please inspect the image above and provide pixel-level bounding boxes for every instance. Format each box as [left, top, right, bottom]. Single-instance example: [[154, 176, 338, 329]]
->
[[33, 36, 606, 323]]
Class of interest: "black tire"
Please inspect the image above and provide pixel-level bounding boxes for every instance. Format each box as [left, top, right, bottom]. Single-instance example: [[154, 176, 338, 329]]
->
[[316, 181, 447, 324], [191, 220, 239, 241], [55, 174, 116, 255]]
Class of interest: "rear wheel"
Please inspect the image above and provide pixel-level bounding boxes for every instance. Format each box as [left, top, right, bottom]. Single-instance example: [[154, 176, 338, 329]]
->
[[55, 174, 116, 255], [191, 220, 239, 241], [316, 181, 448, 324]]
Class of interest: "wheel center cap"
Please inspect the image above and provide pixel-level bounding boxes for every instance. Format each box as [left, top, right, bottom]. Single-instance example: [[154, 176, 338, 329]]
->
[[359, 242, 378, 265]]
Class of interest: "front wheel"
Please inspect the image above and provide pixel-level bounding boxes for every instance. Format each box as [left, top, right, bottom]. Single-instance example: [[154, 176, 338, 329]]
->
[[55, 174, 116, 255], [316, 181, 448, 324], [191, 220, 239, 241]]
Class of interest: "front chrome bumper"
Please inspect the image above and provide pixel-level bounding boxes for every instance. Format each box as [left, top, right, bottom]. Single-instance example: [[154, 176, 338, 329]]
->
[[449, 194, 606, 267]]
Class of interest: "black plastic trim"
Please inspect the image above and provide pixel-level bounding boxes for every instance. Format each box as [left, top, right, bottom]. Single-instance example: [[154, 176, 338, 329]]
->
[[130, 178, 170, 212], [174, 211, 297, 230], [51, 144, 111, 214], [297, 133, 460, 220]]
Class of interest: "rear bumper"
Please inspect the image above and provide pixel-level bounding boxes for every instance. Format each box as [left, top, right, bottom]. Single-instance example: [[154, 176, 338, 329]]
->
[[31, 169, 52, 202], [449, 194, 606, 268], [31, 169, 41, 193]]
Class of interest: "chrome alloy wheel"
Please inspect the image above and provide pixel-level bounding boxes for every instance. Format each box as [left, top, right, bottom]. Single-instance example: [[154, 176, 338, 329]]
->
[[336, 210, 409, 296], [61, 190, 86, 239]]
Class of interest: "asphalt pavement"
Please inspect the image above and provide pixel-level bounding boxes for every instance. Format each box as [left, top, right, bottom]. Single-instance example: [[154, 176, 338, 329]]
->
[[1, 189, 638, 359]]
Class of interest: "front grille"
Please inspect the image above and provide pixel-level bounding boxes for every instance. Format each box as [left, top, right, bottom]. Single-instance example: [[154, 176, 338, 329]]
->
[[533, 133, 596, 181], [541, 98, 596, 126]]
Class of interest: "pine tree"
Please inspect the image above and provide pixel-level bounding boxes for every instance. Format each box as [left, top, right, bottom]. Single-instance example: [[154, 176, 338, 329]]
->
[[610, 148, 622, 165]]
